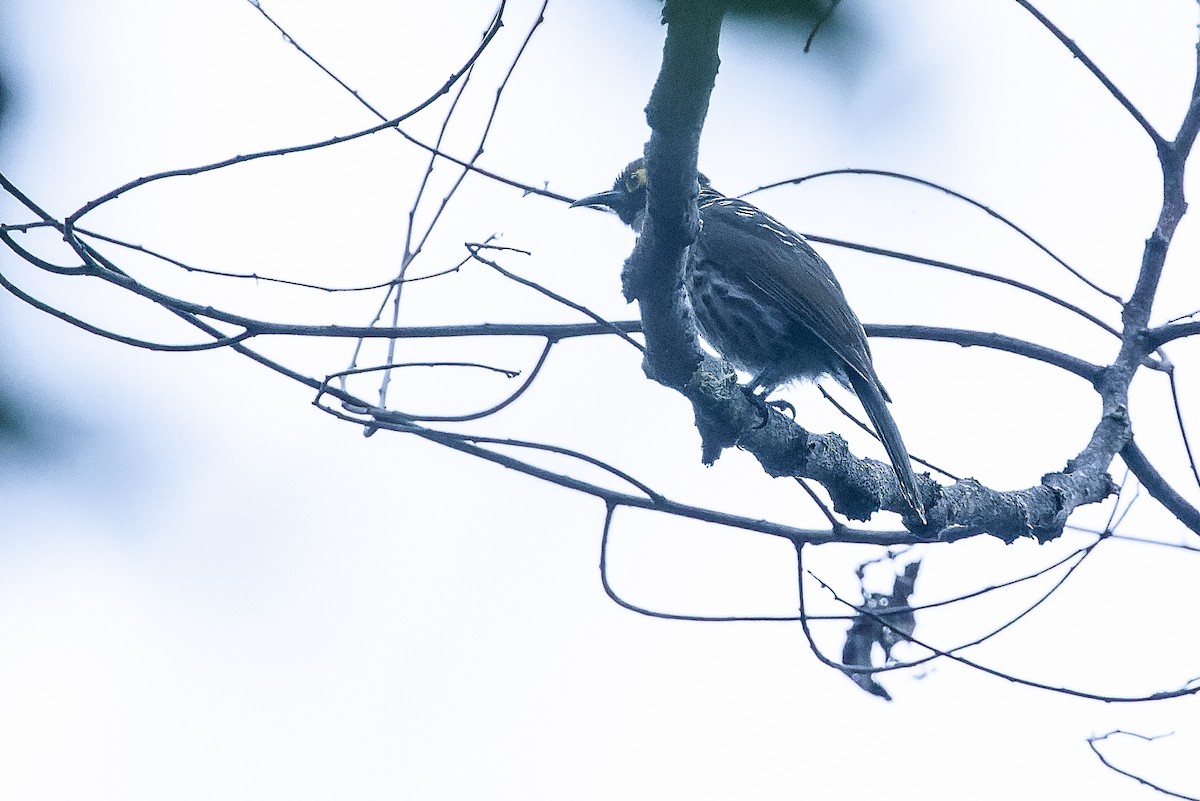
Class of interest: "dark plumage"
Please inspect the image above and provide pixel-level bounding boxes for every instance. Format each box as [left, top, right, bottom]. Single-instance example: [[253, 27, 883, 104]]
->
[[573, 158, 925, 522]]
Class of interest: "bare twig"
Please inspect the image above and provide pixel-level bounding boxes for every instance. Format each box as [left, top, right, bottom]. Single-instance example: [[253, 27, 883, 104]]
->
[[800, 545, 1200, 701], [1012, 0, 1162, 145], [1087, 730, 1199, 801], [744, 167, 1121, 303], [806, 233, 1122, 340]]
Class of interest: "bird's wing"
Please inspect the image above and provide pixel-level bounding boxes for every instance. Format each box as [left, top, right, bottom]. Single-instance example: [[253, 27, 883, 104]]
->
[[696, 194, 887, 397]]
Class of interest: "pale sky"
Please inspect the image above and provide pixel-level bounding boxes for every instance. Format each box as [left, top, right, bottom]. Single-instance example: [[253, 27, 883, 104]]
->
[[1, 1, 1198, 799]]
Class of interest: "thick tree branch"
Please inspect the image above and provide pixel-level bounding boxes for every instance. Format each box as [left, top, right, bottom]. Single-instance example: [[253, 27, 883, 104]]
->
[[620, 1, 722, 390], [1146, 320, 1200, 347], [622, 1, 1118, 536]]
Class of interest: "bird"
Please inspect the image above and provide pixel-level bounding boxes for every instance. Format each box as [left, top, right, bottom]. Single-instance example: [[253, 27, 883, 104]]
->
[[571, 158, 926, 522]]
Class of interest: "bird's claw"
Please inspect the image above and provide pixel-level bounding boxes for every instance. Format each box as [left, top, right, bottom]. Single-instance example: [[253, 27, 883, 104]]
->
[[767, 398, 796, 419], [740, 386, 793, 429]]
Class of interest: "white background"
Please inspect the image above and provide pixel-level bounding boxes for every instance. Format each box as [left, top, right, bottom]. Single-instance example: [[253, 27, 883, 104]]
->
[[1, 1, 1198, 798]]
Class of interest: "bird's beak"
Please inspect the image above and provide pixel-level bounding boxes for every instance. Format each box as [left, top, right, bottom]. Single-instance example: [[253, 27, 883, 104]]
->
[[569, 190, 623, 211]]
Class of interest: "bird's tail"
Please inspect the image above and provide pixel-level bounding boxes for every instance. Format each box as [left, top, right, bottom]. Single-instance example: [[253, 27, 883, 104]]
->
[[847, 372, 926, 524]]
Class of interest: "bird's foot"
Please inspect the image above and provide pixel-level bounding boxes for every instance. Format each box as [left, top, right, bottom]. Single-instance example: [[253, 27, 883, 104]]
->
[[740, 386, 793, 428], [767, 398, 796, 419]]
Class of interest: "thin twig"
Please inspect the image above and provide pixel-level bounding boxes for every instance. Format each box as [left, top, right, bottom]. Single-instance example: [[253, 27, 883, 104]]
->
[[1167, 368, 1200, 490], [808, 233, 1122, 340], [1087, 730, 1199, 801], [807, 560, 1198, 700], [744, 167, 1121, 303], [1012, 0, 1162, 145]]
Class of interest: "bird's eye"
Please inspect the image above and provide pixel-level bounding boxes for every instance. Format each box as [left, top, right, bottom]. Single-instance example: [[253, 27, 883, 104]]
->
[[624, 167, 647, 193]]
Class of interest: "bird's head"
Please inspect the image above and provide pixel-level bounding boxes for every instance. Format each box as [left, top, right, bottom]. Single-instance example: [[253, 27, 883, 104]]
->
[[570, 158, 710, 232]]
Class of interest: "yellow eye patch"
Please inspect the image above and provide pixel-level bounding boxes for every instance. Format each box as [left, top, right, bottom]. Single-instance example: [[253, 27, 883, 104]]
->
[[624, 166, 648, 193]]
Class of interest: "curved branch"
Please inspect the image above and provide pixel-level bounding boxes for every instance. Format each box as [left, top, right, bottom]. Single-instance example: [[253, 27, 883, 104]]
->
[[866, 324, 1101, 383], [318, 399, 951, 546], [1120, 439, 1200, 537], [321, 339, 555, 424], [76, 227, 421, 292], [66, 115, 433, 227], [620, 3, 1119, 536], [1167, 368, 1200, 492], [248, 0, 574, 204], [598, 504, 805, 623], [803, 542, 1097, 682], [1146, 320, 1200, 348], [393, 129, 575, 203], [66, 1, 508, 227], [0, 227, 91, 275], [806, 233, 1121, 339], [467, 243, 646, 352], [805, 548, 1200, 702], [744, 167, 1121, 303], [1087, 731, 1200, 801], [245, 0, 505, 131], [8, 233, 647, 342], [0, 269, 251, 352]]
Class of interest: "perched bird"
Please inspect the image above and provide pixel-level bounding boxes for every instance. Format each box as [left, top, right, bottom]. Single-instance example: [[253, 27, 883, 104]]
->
[[572, 158, 925, 521]]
